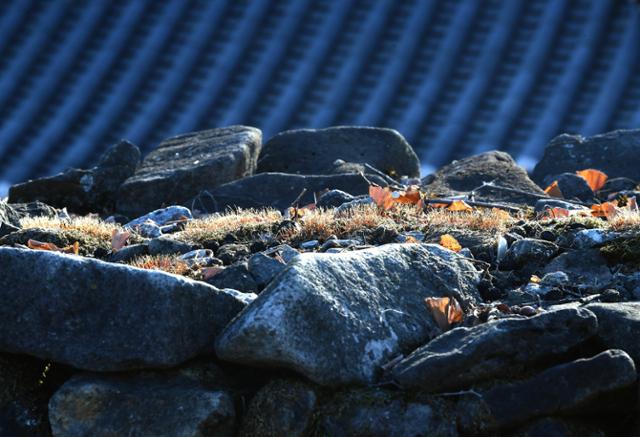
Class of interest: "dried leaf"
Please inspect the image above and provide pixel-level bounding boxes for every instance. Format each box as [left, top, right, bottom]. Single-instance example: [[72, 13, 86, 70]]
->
[[447, 200, 473, 212], [590, 202, 618, 220], [27, 239, 61, 251], [425, 296, 464, 331], [491, 207, 512, 220], [64, 241, 80, 256], [369, 186, 394, 210], [542, 207, 572, 219], [403, 236, 420, 244], [576, 169, 608, 192], [530, 274, 541, 283], [111, 229, 131, 252], [439, 234, 462, 252], [370, 185, 422, 209], [544, 180, 563, 198]]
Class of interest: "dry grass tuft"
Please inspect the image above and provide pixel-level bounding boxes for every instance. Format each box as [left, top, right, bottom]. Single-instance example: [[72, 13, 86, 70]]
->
[[607, 210, 640, 231], [20, 216, 119, 243], [180, 209, 282, 243], [128, 255, 190, 276]]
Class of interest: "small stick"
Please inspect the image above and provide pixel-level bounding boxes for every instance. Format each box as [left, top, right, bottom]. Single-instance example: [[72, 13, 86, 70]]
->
[[290, 188, 307, 208], [422, 198, 521, 213], [363, 163, 405, 189]]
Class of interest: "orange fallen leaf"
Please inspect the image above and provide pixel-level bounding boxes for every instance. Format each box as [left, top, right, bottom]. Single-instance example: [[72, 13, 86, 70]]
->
[[576, 169, 608, 192], [447, 200, 473, 212], [402, 236, 420, 244], [541, 207, 572, 219], [369, 186, 394, 210], [111, 229, 131, 252], [439, 234, 462, 252], [425, 296, 464, 331], [544, 180, 563, 198], [591, 202, 618, 220], [64, 241, 80, 256], [27, 239, 61, 251]]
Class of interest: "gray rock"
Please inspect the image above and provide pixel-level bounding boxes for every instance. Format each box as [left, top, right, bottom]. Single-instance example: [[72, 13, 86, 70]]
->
[[0, 222, 19, 238], [457, 349, 637, 433], [206, 262, 258, 294], [299, 240, 319, 250], [49, 373, 235, 437], [216, 244, 481, 385], [10, 201, 60, 220], [0, 200, 20, 228], [0, 247, 248, 371], [117, 126, 261, 217], [511, 417, 606, 437], [532, 129, 640, 187], [258, 126, 420, 178], [335, 196, 375, 214], [149, 236, 199, 256], [263, 244, 299, 263], [534, 198, 590, 214], [316, 189, 356, 209], [421, 151, 546, 206], [248, 253, 286, 289], [585, 302, 640, 366], [126, 205, 193, 228], [239, 378, 316, 437], [554, 172, 595, 201], [312, 388, 458, 437], [216, 243, 250, 265], [9, 140, 140, 214], [328, 159, 367, 175], [597, 177, 637, 199], [392, 308, 597, 392], [188, 172, 386, 213], [179, 249, 219, 268], [501, 238, 558, 270], [572, 229, 620, 249]]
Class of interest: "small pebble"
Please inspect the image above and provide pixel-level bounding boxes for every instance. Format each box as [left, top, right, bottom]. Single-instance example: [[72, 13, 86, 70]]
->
[[300, 240, 319, 250]]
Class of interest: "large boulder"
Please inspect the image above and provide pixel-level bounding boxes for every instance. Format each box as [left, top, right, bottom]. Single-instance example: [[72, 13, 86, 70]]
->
[[49, 373, 236, 437], [457, 349, 637, 433], [421, 151, 546, 205], [392, 308, 598, 392], [532, 129, 640, 187], [0, 247, 250, 371], [257, 126, 420, 178], [117, 126, 261, 217], [188, 172, 386, 213], [9, 140, 140, 214], [216, 244, 482, 385]]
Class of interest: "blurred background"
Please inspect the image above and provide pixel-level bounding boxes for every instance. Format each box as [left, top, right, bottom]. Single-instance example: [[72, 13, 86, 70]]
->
[[0, 0, 639, 194]]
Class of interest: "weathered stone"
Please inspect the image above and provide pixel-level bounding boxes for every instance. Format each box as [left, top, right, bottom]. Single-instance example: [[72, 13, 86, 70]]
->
[[125, 205, 193, 228], [9, 140, 140, 214], [0, 200, 19, 228], [511, 417, 606, 437], [148, 236, 200, 256], [10, 201, 59, 220], [586, 302, 640, 366], [257, 126, 420, 178], [312, 388, 458, 437], [422, 151, 546, 205], [457, 350, 637, 433], [534, 198, 590, 214], [571, 229, 620, 249], [316, 189, 356, 209], [216, 244, 481, 385], [532, 129, 640, 187], [597, 177, 637, 199], [239, 378, 316, 437], [49, 373, 235, 437], [216, 243, 250, 265], [0, 227, 111, 257], [188, 173, 386, 213], [392, 308, 597, 392], [554, 172, 594, 202], [108, 243, 149, 263], [248, 253, 286, 289], [0, 247, 248, 371], [117, 126, 261, 217], [500, 238, 558, 270]]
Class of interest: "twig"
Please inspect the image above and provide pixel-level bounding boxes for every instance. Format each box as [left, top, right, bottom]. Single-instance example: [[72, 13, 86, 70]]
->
[[290, 188, 307, 208], [474, 181, 593, 207], [422, 198, 521, 213], [436, 389, 483, 399], [363, 163, 405, 189]]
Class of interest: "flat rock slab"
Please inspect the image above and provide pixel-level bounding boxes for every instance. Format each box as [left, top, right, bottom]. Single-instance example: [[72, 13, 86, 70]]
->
[[118, 126, 261, 217], [0, 247, 249, 371], [457, 349, 637, 433], [532, 129, 640, 186], [257, 126, 420, 178], [9, 140, 140, 214], [421, 151, 546, 206], [393, 308, 597, 392], [49, 374, 235, 437], [188, 172, 386, 213], [586, 302, 640, 366], [216, 244, 481, 385]]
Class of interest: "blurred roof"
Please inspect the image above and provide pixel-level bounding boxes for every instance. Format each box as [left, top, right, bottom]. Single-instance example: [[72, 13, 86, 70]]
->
[[0, 0, 639, 184]]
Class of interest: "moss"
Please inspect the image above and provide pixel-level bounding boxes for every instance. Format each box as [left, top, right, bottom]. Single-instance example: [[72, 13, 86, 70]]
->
[[0, 228, 111, 256], [600, 235, 640, 266]]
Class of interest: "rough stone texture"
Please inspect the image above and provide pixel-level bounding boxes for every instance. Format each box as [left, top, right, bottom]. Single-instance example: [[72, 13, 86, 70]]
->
[[257, 126, 420, 178], [125, 205, 193, 228], [0, 247, 248, 371], [457, 349, 637, 433], [188, 172, 386, 213], [149, 236, 199, 256], [554, 172, 594, 202], [49, 373, 235, 437], [0, 200, 20, 227], [117, 126, 261, 217], [511, 417, 606, 437], [238, 378, 316, 437], [247, 253, 286, 289], [421, 151, 546, 205], [534, 198, 590, 214], [206, 262, 258, 294], [542, 249, 613, 289], [216, 244, 481, 385], [312, 388, 458, 437], [598, 177, 637, 199], [586, 302, 640, 366], [392, 308, 598, 392], [9, 140, 140, 214], [500, 238, 558, 270], [532, 129, 640, 187], [316, 189, 356, 209]]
